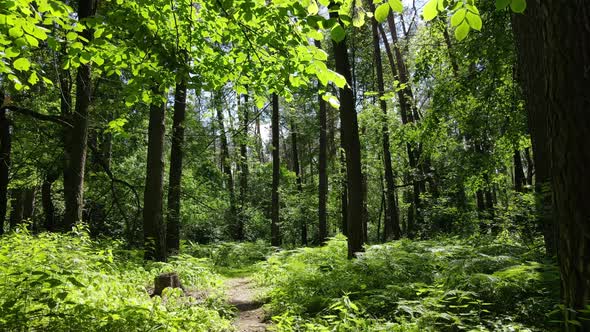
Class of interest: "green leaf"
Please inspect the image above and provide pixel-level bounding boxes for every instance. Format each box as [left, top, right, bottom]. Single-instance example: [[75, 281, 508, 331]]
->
[[352, 10, 365, 27], [92, 55, 104, 66], [330, 24, 346, 43], [451, 8, 466, 27], [32, 26, 48, 40], [5, 47, 20, 58], [455, 21, 470, 41], [13, 57, 30, 71], [495, 0, 511, 10], [375, 3, 390, 23], [8, 27, 23, 38], [510, 0, 526, 13], [466, 12, 482, 31], [66, 32, 77, 41], [307, 0, 318, 15], [388, 0, 403, 13], [322, 93, 340, 109], [423, 0, 439, 21], [28, 72, 38, 85]]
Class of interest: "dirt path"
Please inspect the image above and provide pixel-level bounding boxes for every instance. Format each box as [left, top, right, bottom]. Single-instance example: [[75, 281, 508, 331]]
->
[[226, 277, 268, 332]]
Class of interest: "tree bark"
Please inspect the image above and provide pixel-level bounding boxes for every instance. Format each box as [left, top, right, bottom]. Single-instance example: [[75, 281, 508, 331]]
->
[[62, 0, 97, 230], [514, 150, 526, 192], [513, 1, 590, 328], [42, 170, 58, 232], [166, 79, 187, 256], [237, 93, 249, 241], [316, 41, 329, 245], [371, 6, 401, 240], [9, 189, 24, 230], [143, 97, 167, 262], [216, 92, 238, 240], [512, 4, 556, 256], [330, 6, 364, 258], [270, 93, 280, 246], [291, 120, 306, 245], [0, 104, 10, 235]]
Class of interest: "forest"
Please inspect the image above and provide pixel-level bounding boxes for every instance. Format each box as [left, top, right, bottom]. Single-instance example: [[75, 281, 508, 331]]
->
[[0, 0, 588, 331]]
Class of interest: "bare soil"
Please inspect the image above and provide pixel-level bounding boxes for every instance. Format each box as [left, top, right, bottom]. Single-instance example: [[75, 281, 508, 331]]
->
[[226, 277, 269, 332]]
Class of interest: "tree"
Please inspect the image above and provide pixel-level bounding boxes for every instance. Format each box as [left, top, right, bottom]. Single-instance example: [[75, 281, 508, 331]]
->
[[143, 94, 167, 261], [330, 5, 365, 258], [270, 93, 280, 246], [512, 0, 590, 328], [166, 79, 187, 255]]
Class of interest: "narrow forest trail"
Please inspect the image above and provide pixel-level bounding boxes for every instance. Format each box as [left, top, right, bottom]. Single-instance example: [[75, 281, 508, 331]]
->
[[226, 277, 268, 332]]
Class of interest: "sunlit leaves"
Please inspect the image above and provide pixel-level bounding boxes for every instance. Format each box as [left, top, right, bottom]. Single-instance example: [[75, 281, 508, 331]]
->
[[375, 3, 390, 23], [388, 0, 403, 13], [13, 57, 30, 71], [455, 21, 470, 40]]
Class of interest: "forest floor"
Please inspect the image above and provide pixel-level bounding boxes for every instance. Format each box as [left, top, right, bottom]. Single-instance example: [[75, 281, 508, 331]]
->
[[226, 277, 269, 332]]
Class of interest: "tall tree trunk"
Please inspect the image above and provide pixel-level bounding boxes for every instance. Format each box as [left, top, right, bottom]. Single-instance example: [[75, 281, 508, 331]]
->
[[166, 80, 187, 256], [256, 115, 264, 163], [524, 147, 534, 186], [42, 170, 58, 232], [514, 150, 525, 192], [515, 1, 590, 327], [371, 7, 401, 240], [23, 188, 36, 221], [316, 41, 329, 245], [291, 120, 306, 245], [340, 148, 348, 237], [0, 103, 10, 235], [143, 97, 167, 262], [216, 92, 237, 239], [9, 190, 24, 230], [237, 94, 249, 241], [270, 93, 280, 246], [330, 7, 364, 258], [62, 0, 97, 230], [512, 8, 556, 257]]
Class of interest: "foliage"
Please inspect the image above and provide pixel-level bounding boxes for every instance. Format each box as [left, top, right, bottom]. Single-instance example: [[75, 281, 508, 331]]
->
[[0, 227, 233, 331], [256, 235, 560, 331]]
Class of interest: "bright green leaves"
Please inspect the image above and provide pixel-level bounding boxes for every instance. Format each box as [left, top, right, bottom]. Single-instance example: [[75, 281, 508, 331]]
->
[[496, 0, 526, 12], [375, 3, 390, 23], [307, 0, 319, 15], [447, 2, 482, 40], [13, 58, 30, 71], [322, 92, 340, 109], [423, 0, 444, 21], [331, 24, 346, 42], [374, 0, 403, 23]]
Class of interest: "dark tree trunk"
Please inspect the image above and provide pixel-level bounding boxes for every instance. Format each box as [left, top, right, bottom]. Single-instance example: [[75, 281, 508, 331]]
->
[[23, 187, 36, 221], [514, 150, 526, 192], [62, 0, 97, 230], [340, 148, 348, 237], [143, 98, 167, 262], [42, 170, 58, 232], [9, 189, 24, 230], [371, 7, 401, 240], [331, 7, 364, 258], [0, 104, 10, 235], [316, 42, 328, 245], [166, 80, 187, 256], [216, 93, 237, 240], [237, 94, 249, 241], [514, 1, 590, 327], [270, 93, 280, 246], [291, 120, 306, 245], [524, 147, 534, 186], [512, 5, 556, 256]]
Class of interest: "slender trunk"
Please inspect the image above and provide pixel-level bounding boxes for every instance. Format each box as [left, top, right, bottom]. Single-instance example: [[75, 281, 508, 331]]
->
[[270, 93, 280, 246], [256, 115, 264, 163], [371, 8, 400, 240], [23, 187, 36, 221], [291, 120, 306, 245], [62, 0, 96, 230], [216, 92, 237, 239], [0, 105, 10, 235], [143, 97, 167, 262], [331, 6, 364, 258], [9, 190, 24, 230], [514, 150, 525, 192], [524, 147, 534, 186], [316, 42, 329, 245], [237, 94, 249, 241], [166, 79, 187, 256], [42, 171, 58, 231], [340, 148, 348, 237]]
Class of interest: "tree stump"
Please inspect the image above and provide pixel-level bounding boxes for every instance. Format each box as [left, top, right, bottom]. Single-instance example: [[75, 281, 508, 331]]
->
[[152, 272, 185, 297]]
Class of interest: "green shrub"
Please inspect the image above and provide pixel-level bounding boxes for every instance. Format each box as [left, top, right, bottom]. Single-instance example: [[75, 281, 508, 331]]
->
[[0, 228, 233, 331]]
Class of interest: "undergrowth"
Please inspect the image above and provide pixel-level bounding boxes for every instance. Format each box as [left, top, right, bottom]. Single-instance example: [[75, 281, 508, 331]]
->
[[256, 234, 560, 331], [0, 227, 233, 331]]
